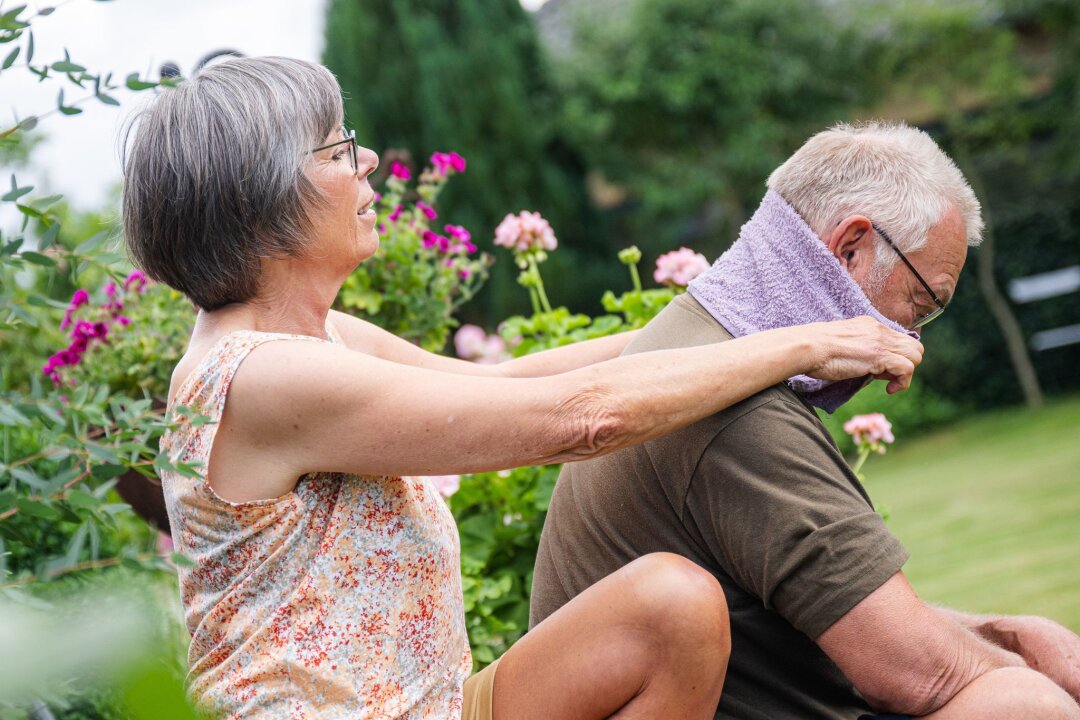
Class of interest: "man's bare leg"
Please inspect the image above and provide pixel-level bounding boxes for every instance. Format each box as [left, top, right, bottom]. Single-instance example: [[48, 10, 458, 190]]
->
[[492, 552, 730, 720]]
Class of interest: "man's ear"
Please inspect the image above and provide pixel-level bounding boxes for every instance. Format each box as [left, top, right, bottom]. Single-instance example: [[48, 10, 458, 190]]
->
[[825, 216, 875, 280]]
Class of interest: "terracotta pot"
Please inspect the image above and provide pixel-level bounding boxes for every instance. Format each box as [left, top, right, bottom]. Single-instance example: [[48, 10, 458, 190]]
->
[[115, 469, 171, 534]]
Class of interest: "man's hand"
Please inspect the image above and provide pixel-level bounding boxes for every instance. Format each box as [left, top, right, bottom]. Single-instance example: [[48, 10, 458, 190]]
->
[[979, 615, 1080, 703]]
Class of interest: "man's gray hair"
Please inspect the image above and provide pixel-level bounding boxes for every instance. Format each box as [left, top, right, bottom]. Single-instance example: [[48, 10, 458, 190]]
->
[[766, 121, 984, 274], [122, 56, 343, 310]]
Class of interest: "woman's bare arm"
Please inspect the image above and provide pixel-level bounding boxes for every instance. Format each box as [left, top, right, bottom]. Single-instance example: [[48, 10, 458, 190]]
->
[[222, 316, 921, 491], [328, 309, 639, 378]]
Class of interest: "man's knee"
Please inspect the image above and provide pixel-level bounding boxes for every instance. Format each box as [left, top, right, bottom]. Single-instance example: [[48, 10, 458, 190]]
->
[[941, 667, 1080, 720]]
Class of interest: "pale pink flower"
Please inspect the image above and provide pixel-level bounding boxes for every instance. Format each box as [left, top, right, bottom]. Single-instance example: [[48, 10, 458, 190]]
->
[[493, 211, 557, 254], [654, 247, 711, 287], [427, 475, 461, 498], [156, 531, 175, 556], [843, 413, 895, 452], [454, 324, 508, 364]]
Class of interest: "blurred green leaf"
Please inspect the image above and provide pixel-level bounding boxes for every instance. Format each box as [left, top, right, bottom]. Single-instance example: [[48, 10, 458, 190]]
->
[[19, 250, 54, 266]]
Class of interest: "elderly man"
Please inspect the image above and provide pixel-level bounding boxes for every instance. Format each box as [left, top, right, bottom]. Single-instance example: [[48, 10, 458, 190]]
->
[[530, 122, 1080, 719]]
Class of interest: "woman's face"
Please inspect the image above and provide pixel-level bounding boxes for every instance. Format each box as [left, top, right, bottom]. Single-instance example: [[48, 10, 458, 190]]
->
[[307, 127, 380, 271]]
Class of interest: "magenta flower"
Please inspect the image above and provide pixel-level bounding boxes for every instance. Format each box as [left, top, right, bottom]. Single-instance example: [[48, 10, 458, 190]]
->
[[416, 201, 437, 220], [124, 270, 148, 292], [445, 224, 471, 243], [390, 162, 411, 181], [653, 247, 710, 287], [430, 151, 466, 175], [493, 211, 558, 254], [60, 289, 90, 330], [422, 230, 451, 252], [388, 204, 404, 223]]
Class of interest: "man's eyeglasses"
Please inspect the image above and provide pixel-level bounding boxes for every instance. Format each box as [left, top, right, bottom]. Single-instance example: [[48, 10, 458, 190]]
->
[[870, 223, 946, 330], [312, 127, 358, 174]]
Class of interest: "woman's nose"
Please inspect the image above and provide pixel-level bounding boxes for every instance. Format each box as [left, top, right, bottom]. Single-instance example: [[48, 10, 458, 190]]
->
[[357, 146, 379, 178]]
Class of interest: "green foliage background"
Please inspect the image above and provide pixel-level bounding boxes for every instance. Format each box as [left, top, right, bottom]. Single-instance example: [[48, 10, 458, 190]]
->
[[2, 0, 1079, 715]]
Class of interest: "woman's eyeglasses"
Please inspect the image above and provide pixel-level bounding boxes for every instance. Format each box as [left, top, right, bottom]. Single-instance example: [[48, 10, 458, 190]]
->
[[311, 127, 358, 174], [871, 223, 947, 330]]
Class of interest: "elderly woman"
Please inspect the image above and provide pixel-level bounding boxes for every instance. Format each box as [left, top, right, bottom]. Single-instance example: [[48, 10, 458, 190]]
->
[[122, 57, 922, 720]]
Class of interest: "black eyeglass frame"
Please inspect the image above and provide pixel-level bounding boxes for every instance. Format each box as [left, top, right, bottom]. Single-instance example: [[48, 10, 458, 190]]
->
[[311, 127, 358, 174], [870, 222, 947, 330]]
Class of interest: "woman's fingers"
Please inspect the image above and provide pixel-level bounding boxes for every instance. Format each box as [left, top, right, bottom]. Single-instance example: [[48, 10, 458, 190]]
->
[[806, 316, 924, 385]]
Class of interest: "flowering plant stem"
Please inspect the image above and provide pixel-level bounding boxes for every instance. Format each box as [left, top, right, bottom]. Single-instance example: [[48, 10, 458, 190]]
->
[[527, 256, 554, 314], [628, 261, 643, 294], [850, 446, 872, 478]]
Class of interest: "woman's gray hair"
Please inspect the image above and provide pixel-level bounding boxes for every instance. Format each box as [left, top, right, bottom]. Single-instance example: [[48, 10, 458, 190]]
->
[[766, 121, 984, 278], [121, 56, 344, 310]]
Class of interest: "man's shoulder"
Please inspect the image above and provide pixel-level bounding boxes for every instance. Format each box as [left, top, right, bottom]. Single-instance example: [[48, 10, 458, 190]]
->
[[630, 292, 826, 439]]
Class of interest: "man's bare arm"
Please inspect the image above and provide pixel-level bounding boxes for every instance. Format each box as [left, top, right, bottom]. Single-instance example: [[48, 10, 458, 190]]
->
[[817, 572, 1026, 716]]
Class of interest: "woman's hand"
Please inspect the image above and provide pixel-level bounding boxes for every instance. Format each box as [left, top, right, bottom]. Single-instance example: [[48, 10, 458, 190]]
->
[[801, 316, 924, 394]]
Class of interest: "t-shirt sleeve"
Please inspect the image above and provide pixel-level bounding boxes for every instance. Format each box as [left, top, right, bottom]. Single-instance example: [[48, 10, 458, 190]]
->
[[686, 395, 909, 640]]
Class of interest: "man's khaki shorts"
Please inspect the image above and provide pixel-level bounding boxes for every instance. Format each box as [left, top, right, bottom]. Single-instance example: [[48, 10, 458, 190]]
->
[[461, 658, 501, 720]]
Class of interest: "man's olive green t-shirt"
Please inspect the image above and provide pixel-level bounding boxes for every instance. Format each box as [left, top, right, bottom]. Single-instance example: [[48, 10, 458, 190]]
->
[[529, 293, 909, 720]]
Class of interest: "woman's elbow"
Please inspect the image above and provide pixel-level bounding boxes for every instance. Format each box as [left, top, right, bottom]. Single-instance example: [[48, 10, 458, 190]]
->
[[544, 389, 628, 463]]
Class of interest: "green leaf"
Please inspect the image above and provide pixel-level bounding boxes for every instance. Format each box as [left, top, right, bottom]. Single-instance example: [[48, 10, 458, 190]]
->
[[52, 49, 84, 74], [0, 6, 28, 25], [91, 463, 127, 480], [39, 220, 61, 249], [86, 443, 121, 464], [2, 236, 22, 255], [25, 30, 33, 63], [1, 177, 31, 201], [16, 115, 36, 131], [2, 45, 18, 70], [96, 92, 119, 106], [169, 552, 195, 568], [125, 72, 157, 91], [67, 489, 100, 509], [38, 7, 55, 16], [15, 497, 60, 519], [19, 250, 55, 266], [75, 229, 109, 254]]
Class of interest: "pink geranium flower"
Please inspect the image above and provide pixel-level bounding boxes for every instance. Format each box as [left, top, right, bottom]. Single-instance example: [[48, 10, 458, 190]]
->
[[427, 475, 461, 498], [493, 211, 558, 255], [454, 324, 508, 365], [390, 162, 411, 181], [653, 247, 710, 287], [843, 413, 895, 453]]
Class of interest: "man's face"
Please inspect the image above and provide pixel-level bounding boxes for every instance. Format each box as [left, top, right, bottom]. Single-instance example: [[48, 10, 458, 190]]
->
[[862, 206, 968, 331]]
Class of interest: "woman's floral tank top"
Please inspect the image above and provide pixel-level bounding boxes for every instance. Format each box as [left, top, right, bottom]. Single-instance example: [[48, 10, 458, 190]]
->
[[160, 324, 471, 719]]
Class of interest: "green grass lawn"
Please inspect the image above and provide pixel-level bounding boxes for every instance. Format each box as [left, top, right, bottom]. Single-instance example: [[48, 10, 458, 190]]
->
[[863, 394, 1080, 632]]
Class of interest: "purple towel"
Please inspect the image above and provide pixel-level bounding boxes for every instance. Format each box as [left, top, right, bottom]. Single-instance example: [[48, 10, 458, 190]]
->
[[687, 190, 914, 413]]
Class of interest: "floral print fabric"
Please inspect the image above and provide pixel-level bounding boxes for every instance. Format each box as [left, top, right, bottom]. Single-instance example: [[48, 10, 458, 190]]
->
[[161, 326, 471, 719]]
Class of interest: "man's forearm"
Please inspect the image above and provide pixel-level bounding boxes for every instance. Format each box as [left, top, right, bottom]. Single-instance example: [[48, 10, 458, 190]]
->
[[499, 330, 641, 378]]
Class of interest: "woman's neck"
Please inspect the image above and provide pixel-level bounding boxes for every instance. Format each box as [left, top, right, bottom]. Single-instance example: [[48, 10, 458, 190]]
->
[[200, 259, 345, 340]]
